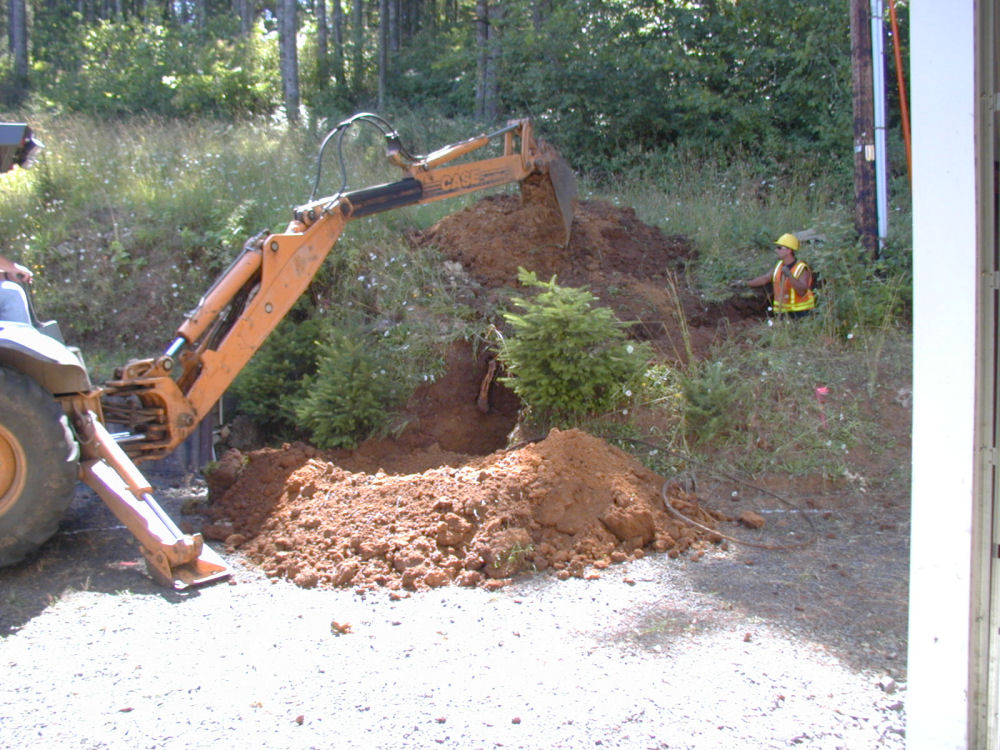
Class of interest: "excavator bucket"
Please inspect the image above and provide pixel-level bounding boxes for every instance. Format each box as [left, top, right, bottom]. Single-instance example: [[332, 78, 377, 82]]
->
[[333, 114, 578, 247], [513, 147, 578, 248], [546, 154, 578, 247]]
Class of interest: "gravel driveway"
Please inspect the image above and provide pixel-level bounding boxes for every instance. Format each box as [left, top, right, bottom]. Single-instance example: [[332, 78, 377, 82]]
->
[[0, 463, 907, 749]]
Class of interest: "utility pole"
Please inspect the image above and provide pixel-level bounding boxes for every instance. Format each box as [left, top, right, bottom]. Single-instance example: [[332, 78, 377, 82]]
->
[[851, 0, 879, 259]]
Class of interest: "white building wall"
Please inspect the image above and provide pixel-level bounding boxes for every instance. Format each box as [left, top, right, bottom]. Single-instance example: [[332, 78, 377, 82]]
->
[[907, 3, 979, 748]]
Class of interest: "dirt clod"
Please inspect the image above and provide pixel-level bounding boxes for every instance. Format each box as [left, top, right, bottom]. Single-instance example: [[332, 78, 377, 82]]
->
[[738, 510, 767, 530]]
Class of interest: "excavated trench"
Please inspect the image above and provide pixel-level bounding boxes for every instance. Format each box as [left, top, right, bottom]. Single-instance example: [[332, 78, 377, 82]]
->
[[206, 187, 767, 591]]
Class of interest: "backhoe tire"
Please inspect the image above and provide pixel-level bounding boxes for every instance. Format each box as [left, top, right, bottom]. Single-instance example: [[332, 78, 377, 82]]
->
[[0, 366, 79, 567]]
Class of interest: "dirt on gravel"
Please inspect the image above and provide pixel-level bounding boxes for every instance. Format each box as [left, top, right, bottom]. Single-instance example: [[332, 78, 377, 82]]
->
[[205, 186, 769, 593]]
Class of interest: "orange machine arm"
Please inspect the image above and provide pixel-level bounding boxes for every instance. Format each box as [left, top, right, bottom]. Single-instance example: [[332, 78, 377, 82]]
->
[[101, 116, 575, 462]]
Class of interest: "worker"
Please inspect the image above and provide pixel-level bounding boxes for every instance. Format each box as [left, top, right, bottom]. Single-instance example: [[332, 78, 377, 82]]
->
[[740, 233, 816, 317], [0, 253, 33, 324]]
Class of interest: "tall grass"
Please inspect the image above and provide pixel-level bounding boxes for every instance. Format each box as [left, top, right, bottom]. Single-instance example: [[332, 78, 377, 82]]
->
[[0, 113, 492, 354], [583, 150, 911, 480]]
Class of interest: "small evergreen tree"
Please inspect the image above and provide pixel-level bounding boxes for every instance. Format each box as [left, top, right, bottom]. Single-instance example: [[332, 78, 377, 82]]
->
[[679, 360, 745, 446], [498, 268, 651, 429], [229, 314, 323, 441], [294, 327, 406, 449]]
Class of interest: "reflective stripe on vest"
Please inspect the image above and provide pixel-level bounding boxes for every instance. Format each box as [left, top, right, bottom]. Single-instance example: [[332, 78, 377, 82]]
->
[[771, 260, 816, 313]]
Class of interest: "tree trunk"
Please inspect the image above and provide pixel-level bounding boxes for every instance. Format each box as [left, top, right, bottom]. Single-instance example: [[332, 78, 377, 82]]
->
[[235, 0, 253, 35], [390, 0, 399, 52], [9, 0, 28, 100], [475, 0, 488, 120], [352, 0, 364, 92], [316, 0, 329, 90], [279, 0, 300, 123], [400, 0, 412, 41], [532, 0, 550, 31], [485, 2, 503, 121], [474, 0, 500, 122], [378, 0, 388, 108], [332, 0, 345, 87]]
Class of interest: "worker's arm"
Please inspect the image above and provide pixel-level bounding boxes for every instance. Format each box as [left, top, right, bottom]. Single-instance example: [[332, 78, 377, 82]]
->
[[781, 265, 812, 294], [744, 272, 772, 288], [0, 254, 32, 283]]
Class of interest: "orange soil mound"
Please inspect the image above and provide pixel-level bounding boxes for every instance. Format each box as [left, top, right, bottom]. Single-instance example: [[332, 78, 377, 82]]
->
[[206, 429, 726, 591]]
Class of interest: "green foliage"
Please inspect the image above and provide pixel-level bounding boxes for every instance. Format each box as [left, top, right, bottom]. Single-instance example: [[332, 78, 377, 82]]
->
[[14, 0, 881, 181], [228, 223, 462, 448], [501, 0, 854, 173], [293, 324, 409, 450], [388, 26, 480, 118], [228, 311, 324, 441], [36, 19, 278, 118], [805, 234, 912, 339], [679, 361, 746, 446], [498, 268, 652, 428]]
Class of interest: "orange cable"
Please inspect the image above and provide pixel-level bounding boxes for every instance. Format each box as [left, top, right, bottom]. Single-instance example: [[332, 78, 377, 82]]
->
[[889, 0, 912, 183]]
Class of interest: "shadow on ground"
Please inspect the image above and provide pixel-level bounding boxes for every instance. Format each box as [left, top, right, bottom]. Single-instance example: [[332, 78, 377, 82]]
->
[[0, 458, 218, 635], [603, 475, 909, 679]]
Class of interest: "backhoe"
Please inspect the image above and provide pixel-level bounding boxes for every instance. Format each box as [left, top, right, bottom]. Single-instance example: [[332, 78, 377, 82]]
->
[[0, 114, 576, 588]]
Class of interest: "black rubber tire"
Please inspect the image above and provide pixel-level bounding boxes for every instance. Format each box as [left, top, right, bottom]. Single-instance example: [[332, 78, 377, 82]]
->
[[0, 366, 79, 566]]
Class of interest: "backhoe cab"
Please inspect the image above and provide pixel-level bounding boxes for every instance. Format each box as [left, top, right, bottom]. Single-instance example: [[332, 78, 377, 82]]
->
[[0, 123, 41, 172], [0, 115, 577, 588]]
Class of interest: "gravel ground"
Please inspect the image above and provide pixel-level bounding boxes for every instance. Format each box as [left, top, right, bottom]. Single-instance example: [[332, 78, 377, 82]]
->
[[0, 465, 907, 749]]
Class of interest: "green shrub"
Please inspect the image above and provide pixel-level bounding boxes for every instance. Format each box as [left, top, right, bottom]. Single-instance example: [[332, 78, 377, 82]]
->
[[679, 360, 747, 446], [40, 19, 278, 118], [807, 235, 912, 338], [228, 311, 324, 441], [497, 268, 652, 428], [293, 325, 409, 450]]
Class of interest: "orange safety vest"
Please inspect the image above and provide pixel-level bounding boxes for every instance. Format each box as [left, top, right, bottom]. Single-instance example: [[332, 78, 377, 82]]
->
[[771, 260, 816, 313]]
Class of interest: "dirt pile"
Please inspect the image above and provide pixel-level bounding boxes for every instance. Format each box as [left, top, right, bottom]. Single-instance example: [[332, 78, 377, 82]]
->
[[359, 191, 767, 458], [206, 429, 727, 591]]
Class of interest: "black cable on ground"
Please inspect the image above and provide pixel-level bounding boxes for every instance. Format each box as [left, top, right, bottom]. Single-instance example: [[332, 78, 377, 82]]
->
[[660, 480, 816, 551], [603, 434, 819, 552]]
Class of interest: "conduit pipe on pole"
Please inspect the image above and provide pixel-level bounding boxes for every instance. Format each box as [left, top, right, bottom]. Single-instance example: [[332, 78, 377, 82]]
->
[[871, 0, 889, 252]]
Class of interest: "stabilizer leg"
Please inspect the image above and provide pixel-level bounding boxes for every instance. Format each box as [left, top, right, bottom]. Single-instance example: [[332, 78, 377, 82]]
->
[[76, 410, 229, 589]]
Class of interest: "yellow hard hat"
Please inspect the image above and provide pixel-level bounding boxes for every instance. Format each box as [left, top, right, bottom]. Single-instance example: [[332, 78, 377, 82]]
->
[[774, 233, 800, 251]]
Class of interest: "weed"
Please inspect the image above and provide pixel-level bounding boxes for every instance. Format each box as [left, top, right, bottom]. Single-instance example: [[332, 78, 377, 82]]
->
[[494, 542, 535, 572]]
